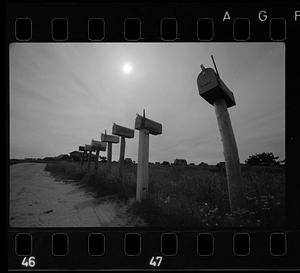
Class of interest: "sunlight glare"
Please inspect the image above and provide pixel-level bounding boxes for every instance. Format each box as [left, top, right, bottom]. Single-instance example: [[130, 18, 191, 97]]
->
[[122, 63, 133, 74]]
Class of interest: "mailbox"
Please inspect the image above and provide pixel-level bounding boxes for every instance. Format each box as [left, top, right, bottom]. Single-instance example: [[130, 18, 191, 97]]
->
[[85, 144, 91, 151], [91, 139, 107, 151], [79, 146, 85, 151], [112, 123, 134, 138], [101, 133, 119, 143], [135, 114, 162, 135], [197, 67, 236, 108]]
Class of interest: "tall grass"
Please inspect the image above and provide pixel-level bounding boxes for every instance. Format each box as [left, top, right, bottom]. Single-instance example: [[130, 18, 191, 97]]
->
[[44, 161, 285, 227], [131, 165, 285, 228], [44, 161, 135, 201]]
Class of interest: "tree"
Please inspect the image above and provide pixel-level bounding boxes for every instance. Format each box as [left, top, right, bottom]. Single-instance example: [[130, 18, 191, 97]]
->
[[199, 162, 208, 167], [125, 158, 133, 165], [245, 152, 280, 166]]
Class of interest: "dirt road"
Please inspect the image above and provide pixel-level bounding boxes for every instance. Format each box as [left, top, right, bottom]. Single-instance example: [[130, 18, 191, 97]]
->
[[10, 163, 145, 227]]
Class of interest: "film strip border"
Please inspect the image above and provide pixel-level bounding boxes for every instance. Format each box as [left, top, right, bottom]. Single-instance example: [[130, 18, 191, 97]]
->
[[11, 16, 289, 42], [6, 3, 300, 42], [5, 2, 300, 270], [8, 231, 300, 269]]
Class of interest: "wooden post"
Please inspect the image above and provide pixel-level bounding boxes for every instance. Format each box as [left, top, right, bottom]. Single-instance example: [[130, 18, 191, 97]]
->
[[197, 59, 245, 211], [90, 140, 106, 172], [107, 142, 112, 171], [87, 149, 92, 170], [135, 111, 162, 202], [94, 149, 100, 171], [81, 150, 86, 168], [101, 132, 119, 172], [136, 129, 149, 202], [119, 136, 125, 180], [214, 98, 245, 210], [78, 146, 85, 168], [112, 123, 134, 180]]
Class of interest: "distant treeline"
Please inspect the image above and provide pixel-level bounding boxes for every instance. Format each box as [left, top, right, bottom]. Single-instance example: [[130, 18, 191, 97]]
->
[[10, 152, 285, 167], [10, 158, 55, 165]]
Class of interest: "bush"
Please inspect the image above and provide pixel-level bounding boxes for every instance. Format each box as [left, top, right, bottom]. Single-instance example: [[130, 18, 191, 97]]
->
[[245, 152, 280, 166]]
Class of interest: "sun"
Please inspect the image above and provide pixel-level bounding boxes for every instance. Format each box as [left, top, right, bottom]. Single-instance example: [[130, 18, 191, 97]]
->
[[122, 63, 133, 74]]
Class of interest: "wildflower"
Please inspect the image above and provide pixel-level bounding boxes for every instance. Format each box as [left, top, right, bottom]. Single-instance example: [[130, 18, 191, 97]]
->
[[164, 196, 171, 204]]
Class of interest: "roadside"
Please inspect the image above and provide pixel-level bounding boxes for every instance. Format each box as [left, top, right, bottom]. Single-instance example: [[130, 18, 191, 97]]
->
[[9, 163, 145, 227], [43, 161, 285, 228]]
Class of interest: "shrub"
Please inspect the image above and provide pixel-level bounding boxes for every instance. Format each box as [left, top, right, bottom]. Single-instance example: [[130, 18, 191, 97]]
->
[[245, 152, 280, 166]]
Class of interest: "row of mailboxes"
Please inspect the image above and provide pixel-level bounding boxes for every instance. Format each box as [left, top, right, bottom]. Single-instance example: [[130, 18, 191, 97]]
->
[[82, 64, 232, 152], [83, 65, 232, 153], [81, 115, 162, 153]]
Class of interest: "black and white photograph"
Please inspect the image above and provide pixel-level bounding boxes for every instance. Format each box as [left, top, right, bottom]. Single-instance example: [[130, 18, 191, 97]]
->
[[9, 42, 285, 228]]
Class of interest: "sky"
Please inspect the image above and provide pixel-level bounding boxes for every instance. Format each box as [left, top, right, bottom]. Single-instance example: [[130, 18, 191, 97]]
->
[[9, 43, 285, 165]]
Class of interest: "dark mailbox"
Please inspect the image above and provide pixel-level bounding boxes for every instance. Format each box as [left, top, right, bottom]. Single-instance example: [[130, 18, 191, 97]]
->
[[197, 67, 236, 108], [135, 115, 162, 135], [79, 146, 85, 151], [112, 123, 135, 138]]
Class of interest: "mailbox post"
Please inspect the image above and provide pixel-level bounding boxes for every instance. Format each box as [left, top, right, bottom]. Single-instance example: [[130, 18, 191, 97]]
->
[[112, 123, 135, 181], [135, 110, 162, 202], [91, 139, 107, 171], [79, 146, 85, 168], [196, 56, 245, 212], [101, 130, 119, 172], [85, 144, 93, 171]]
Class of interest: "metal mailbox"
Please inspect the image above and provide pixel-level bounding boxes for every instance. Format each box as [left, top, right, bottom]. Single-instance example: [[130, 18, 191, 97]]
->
[[84, 144, 91, 151], [101, 133, 119, 143], [91, 139, 107, 151], [135, 114, 162, 135], [79, 146, 85, 151], [112, 123, 135, 138], [197, 67, 236, 108]]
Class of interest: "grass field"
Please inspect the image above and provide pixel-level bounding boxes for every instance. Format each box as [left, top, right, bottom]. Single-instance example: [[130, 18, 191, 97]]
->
[[44, 161, 285, 228]]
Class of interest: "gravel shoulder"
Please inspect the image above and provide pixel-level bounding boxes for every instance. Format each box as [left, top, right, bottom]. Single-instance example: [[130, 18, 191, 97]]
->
[[9, 163, 145, 227]]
